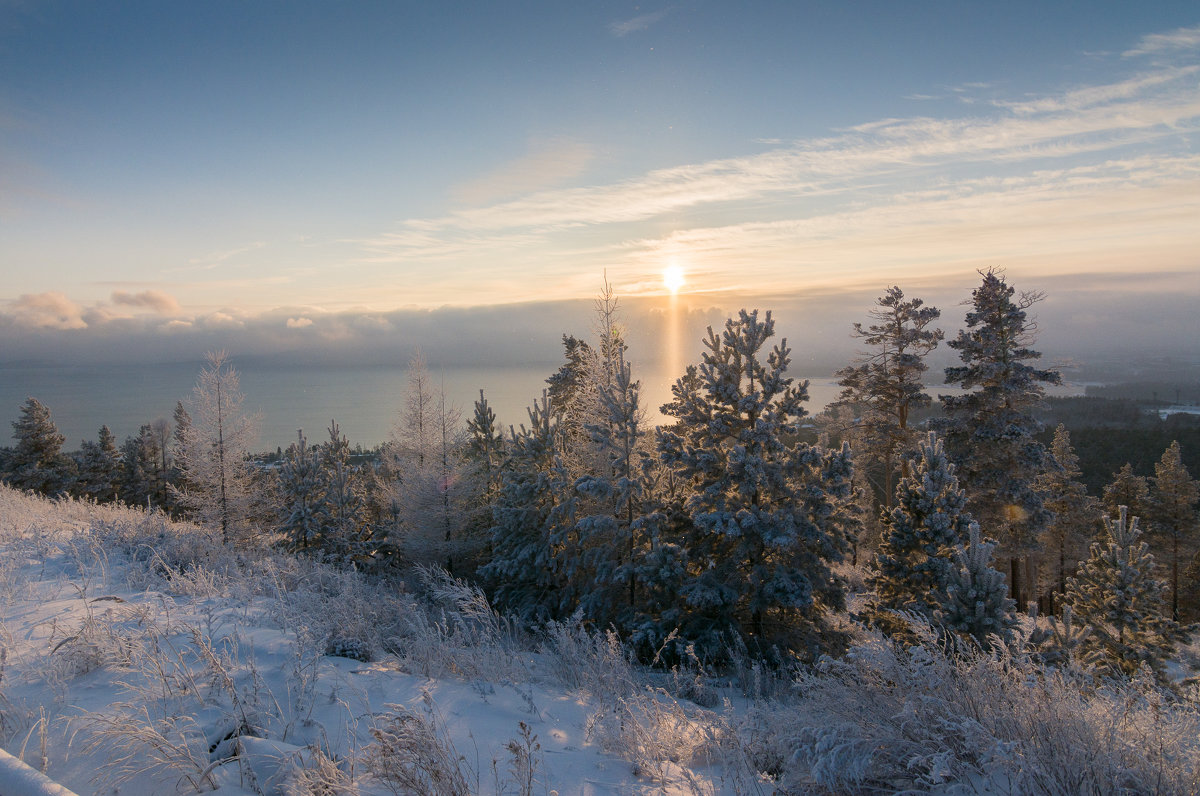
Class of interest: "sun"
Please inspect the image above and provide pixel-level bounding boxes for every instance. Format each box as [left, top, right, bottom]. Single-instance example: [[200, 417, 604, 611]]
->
[[663, 264, 686, 294]]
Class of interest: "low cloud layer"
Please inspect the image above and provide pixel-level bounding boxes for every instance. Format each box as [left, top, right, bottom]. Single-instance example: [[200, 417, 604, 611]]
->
[[2, 273, 1196, 379]]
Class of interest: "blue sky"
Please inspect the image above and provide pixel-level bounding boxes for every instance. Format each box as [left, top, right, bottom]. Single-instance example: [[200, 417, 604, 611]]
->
[[1, 1, 1198, 366]]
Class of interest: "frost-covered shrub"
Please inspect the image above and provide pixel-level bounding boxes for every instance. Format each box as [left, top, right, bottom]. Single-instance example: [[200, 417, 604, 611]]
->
[[364, 694, 471, 796], [388, 566, 525, 681], [787, 616, 1200, 794]]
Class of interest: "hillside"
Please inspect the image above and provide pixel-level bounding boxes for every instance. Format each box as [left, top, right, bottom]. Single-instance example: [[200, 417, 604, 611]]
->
[[1, 487, 1199, 794]]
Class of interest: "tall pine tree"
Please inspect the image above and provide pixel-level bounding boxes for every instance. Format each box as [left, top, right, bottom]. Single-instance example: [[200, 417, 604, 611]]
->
[[1035, 424, 1103, 614], [482, 393, 576, 620], [1103, 463, 1150, 520], [657, 309, 857, 660], [4, 397, 71, 495], [1147, 442, 1198, 621], [835, 286, 942, 508], [937, 268, 1060, 608]]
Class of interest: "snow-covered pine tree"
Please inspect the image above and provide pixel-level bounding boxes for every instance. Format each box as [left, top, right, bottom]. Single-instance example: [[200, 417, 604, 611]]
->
[[459, 390, 506, 569], [172, 351, 258, 544], [4, 397, 71, 495], [1065, 506, 1184, 679], [1103, 463, 1150, 520], [482, 392, 576, 619], [127, 421, 170, 510], [1028, 603, 1093, 671], [937, 268, 1060, 608], [277, 430, 327, 553], [1147, 441, 1199, 620], [119, 429, 154, 508], [835, 286, 943, 508], [1035, 424, 1103, 614], [657, 309, 857, 660], [866, 432, 973, 631], [546, 334, 597, 450], [935, 522, 1018, 649], [317, 420, 371, 561], [465, 390, 504, 509], [72, 425, 122, 503], [168, 401, 192, 513], [323, 458, 370, 562], [574, 350, 656, 629]]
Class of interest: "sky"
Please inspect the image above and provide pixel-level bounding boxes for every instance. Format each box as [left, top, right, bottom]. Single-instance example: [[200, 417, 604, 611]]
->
[[2, 1, 1199, 371]]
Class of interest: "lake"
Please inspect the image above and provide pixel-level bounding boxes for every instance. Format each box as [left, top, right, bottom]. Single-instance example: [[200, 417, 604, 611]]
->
[[0, 361, 1082, 452]]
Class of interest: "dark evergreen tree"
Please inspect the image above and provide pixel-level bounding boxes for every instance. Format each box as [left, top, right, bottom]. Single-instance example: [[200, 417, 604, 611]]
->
[[574, 352, 655, 629], [1066, 506, 1184, 680], [657, 309, 857, 660], [935, 522, 1018, 649], [322, 457, 371, 562], [1103, 463, 1150, 520], [4, 397, 71, 495], [937, 268, 1061, 608], [460, 390, 506, 569], [1035, 424, 1103, 614], [1147, 441, 1198, 620], [482, 393, 576, 619], [866, 432, 973, 630], [72, 425, 122, 503], [277, 430, 326, 552], [835, 286, 942, 508]]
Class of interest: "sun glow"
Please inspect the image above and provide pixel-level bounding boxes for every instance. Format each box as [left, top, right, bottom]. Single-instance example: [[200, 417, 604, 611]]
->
[[663, 264, 686, 294]]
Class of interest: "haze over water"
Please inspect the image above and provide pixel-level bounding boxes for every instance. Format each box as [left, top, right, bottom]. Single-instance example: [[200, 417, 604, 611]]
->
[[1, 361, 1088, 453]]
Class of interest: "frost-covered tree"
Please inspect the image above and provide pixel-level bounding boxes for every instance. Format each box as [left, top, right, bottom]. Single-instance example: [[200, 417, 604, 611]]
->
[[935, 522, 1018, 649], [458, 390, 507, 568], [121, 421, 171, 510], [119, 428, 154, 508], [1147, 442, 1198, 620], [1103, 463, 1150, 520], [72, 425, 122, 503], [482, 392, 576, 619], [465, 390, 504, 510], [546, 334, 597, 449], [866, 432, 973, 630], [173, 351, 258, 544], [319, 420, 372, 561], [1065, 506, 1184, 679], [938, 268, 1060, 608], [574, 350, 656, 628], [836, 286, 942, 507], [1035, 424, 1102, 613], [387, 351, 465, 566], [277, 430, 326, 552], [657, 309, 857, 660], [4, 397, 71, 495]]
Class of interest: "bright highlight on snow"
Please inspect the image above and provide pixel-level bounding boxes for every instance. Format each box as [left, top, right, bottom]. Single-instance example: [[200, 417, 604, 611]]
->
[[663, 265, 685, 294]]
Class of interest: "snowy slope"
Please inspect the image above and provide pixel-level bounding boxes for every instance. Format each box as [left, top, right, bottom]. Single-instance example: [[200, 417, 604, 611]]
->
[[0, 488, 769, 796]]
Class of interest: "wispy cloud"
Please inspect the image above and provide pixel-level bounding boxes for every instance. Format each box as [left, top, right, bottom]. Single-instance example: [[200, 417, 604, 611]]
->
[[1124, 24, 1200, 58], [351, 48, 1200, 306], [609, 8, 670, 37]]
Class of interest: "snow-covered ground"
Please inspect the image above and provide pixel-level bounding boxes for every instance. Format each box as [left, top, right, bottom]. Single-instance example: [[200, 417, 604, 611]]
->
[[4, 486, 1200, 795], [0, 488, 773, 796]]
